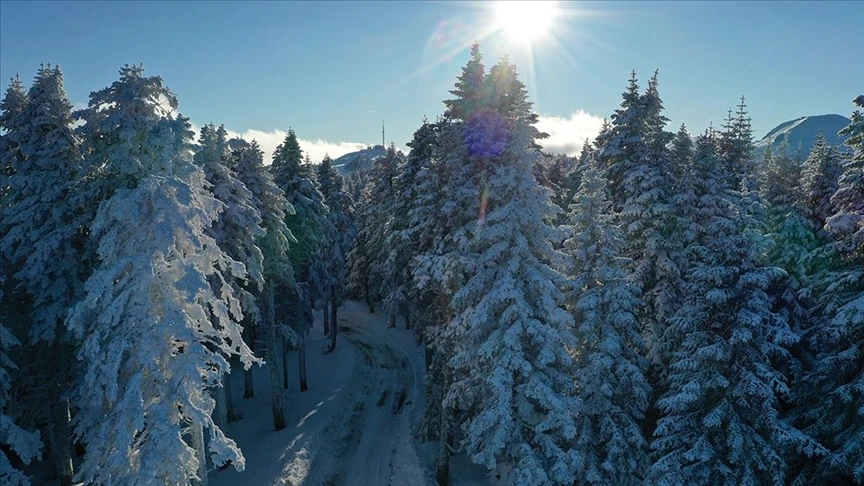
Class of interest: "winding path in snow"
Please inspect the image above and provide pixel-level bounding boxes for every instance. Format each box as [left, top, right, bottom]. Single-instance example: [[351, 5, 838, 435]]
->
[[209, 301, 429, 486], [300, 302, 428, 486]]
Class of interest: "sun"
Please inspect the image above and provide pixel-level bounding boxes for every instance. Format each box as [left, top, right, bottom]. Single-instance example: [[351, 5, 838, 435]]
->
[[495, 1, 558, 43]]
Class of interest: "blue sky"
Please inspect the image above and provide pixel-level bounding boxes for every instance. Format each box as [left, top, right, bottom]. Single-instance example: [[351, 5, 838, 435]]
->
[[1, 1, 862, 162]]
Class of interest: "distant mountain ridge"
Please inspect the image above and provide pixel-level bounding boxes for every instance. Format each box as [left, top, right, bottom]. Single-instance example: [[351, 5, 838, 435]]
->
[[333, 144, 387, 175], [754, 114, 850, 159]]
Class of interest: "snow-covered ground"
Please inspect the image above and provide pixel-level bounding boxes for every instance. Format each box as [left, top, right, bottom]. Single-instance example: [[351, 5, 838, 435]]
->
[[210, 301, 438, 486]]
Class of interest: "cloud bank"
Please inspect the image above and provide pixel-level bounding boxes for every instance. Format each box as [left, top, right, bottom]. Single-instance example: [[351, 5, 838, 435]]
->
[[536, 110, 605, 156], [186, 109, 603, 167]]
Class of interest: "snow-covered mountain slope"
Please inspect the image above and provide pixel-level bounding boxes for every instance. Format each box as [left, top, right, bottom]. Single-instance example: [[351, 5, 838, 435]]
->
[[754, 114, 850, 159], [333, 144, 387, 175]]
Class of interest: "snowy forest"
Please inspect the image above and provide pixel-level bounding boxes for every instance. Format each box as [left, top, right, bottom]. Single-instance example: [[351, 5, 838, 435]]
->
[[1, 43, 862, 486]]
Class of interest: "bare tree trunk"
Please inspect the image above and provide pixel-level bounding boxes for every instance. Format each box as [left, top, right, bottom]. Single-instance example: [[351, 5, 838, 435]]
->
[[405, 310, 411, 330], [265, 282, 287, 431], [299, 332, 308, 392], [214, 376, 228, 428], [328, 291, 337, 353], [48, 353, 74, 486], [224, 371, 237, 422], [52, 396, 75, 486], [425, 344, 433, 370], [435, 404, 452, 486], [322, 301, 330, 335], [282, 336, 290, 390], [389, 314, 396, 328], [243, 325, 254, 398], [190, 422, 208, 486], [366, 288, 375, 314]]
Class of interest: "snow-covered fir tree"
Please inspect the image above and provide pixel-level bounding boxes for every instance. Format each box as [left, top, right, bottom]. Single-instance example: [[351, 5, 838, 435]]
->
[[0, 75, 28, 194], [649, 131, 817, 486], [633, 72, 691, 380], [269, 129, 330, 390], [718, 97, 767, 236], [595, 72, 643, 211], [231, 137, 296, 430], [195, 124, 266, 322], [317, 155, 355, 349], [789, 95, 864, 485], [442, 53, 578, 484], [1, 65, 84, 342], [670, 123, 693, 190], [1, 65, 84, 485], [0, 282, 42, 486], [68, 65, 257, 484], [384, 119, 438, 332], [826, 95, 864, 258], [362, 144, 404, 327], [800, 132, 843, 230], [563, 159, 650, 485]]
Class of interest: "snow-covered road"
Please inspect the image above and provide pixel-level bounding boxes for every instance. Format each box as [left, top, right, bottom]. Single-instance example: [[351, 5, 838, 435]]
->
[[302, 302, 428, 486], [210, 301, 430, 486]]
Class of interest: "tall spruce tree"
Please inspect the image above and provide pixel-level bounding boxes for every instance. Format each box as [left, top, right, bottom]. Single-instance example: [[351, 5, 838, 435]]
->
[[800, 132, 843, 231], [231, 138, 296, 431], [790, 95, 864, 484], [649, 132, 817, 486], [442, 54, 578, 484], [269, 129, 329, 391], [69, 65, 257, 484], [384, 119, 438, 332], [1, 65, 84, 485], [563, 160, 649, 485], [317, 155, 354, 350], [826, 95, 864, 258], [0, 282, 42, 486], [0, 75, 28, 194]]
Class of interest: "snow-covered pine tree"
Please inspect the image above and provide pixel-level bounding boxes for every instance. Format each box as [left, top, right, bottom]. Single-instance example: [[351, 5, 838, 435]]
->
[[346, 182, 377, 314], [535, 152, 575, 227], [825, 95, 864, 258], [442, 54, 577, 484], [649, 131, 817, 486], [1, 65, 84, 485], [0, 282, 42, 486], [317, 155, 355, 350], [595, 72, 644, 212], [443, 42, 486, 122], [195, 124, 266, 331], [757, 136, 814, 393], [632, 72, 691, 382], [789, 95, 864, 485], [800, 132, 843, 231], [68, 65, 258, 484], [407, 119, 470, 447], [718, 97, 767, 236], [670, 123, 693, 190], [0, 75, 28, 195], [1, 65, 84, 342], [231, 138, 296, 431], [269, 129, 330, 391], [563, 158, 650, 485], [361, 144, 405, 328], [195, 124, 265, 426], [761, 140, 802, 227], [384, 119, 438, 332]]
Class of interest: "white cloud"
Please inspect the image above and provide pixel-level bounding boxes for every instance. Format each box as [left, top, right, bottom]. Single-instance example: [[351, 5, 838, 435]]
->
[[536, 110, 605, 156], [188, 123, 368, 166]]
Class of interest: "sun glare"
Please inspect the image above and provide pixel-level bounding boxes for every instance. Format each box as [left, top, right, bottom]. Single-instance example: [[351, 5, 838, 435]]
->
[[495, 1, 558, 43]]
